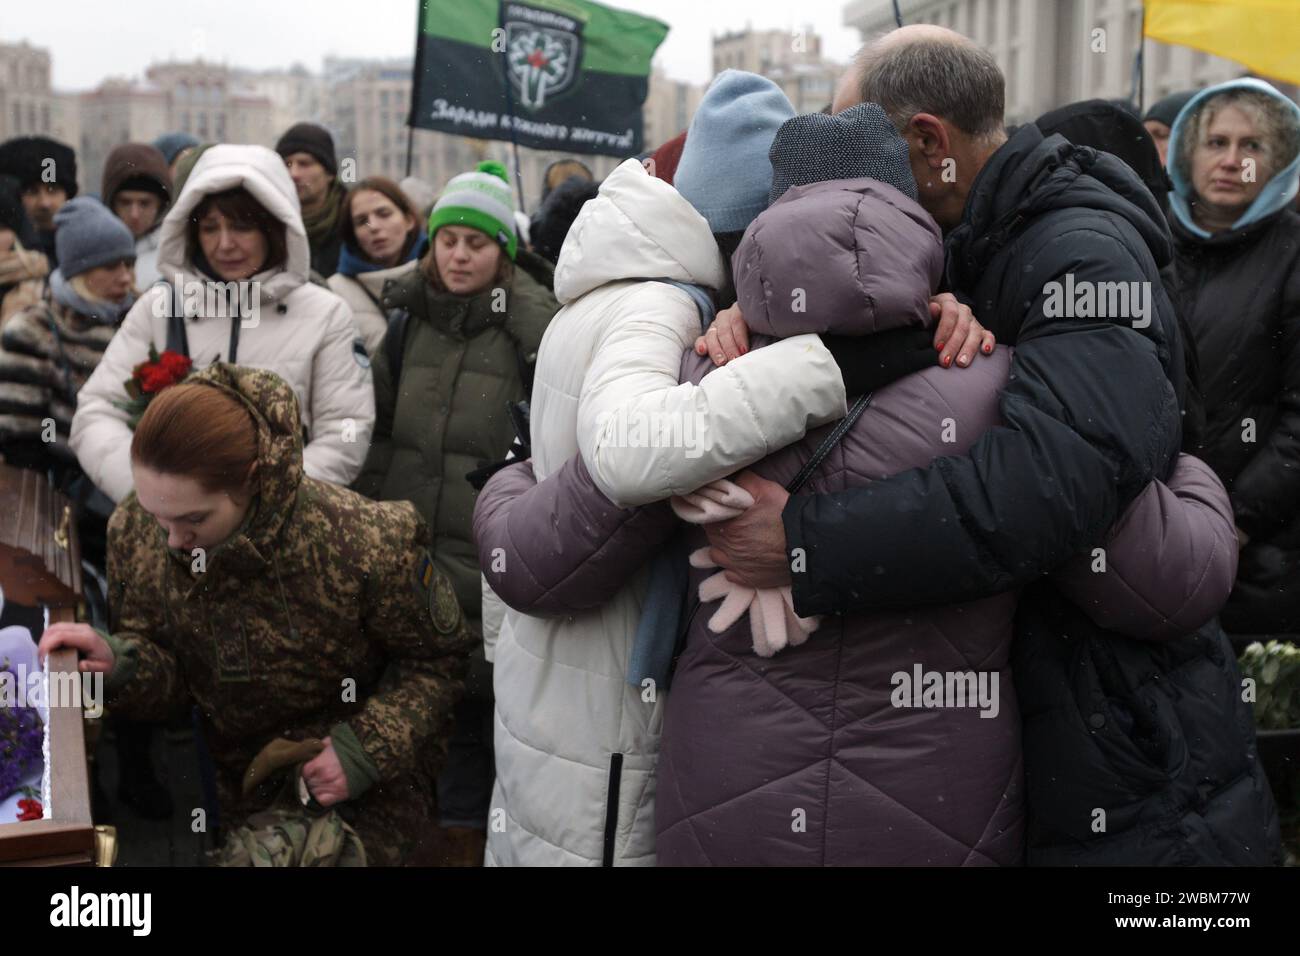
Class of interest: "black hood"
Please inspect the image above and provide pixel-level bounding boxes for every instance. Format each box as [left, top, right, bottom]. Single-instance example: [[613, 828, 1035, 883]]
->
[[947, 124, 1173, 289], [1143, 90, 1196, 128], [1035, 99, 1171, 203]]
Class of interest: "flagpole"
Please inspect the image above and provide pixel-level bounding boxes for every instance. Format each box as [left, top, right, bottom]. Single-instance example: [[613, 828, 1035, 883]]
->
[[1137, 3, 1148, 114], [498, 6, 528, 214], [406, 0, 427, 179]]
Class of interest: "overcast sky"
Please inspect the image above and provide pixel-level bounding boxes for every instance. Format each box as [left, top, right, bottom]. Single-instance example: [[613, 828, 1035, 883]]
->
[[3, 0, 865, 91]]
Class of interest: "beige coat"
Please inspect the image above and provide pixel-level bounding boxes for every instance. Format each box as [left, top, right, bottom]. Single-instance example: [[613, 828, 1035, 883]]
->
[[327, 259, 418, 358]]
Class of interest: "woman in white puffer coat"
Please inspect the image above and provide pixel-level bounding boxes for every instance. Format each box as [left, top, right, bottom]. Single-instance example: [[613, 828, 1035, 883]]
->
[[478, 156, 849, 866], [71, 144, 373, 503]]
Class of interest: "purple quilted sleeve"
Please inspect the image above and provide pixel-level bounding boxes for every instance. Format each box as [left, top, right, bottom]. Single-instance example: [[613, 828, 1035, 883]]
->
[[1052, 453, 1238, 640], [473, 453, 679, 617]]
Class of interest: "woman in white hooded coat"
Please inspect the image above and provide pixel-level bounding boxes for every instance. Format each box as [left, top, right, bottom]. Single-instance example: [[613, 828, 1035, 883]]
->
[[71, 144, 373, 503], [477, 157, 851, 866]]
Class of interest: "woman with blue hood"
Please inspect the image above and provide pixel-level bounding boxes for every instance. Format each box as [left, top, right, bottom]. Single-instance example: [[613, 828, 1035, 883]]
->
[[1165, 78, 1300, 636]]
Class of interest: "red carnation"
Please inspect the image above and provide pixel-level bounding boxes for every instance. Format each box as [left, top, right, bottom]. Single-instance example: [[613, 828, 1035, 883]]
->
[[157, 350, 193, 381], [134, 350, 192, 393], [117, 344, 196, 427], [136, 364, 172, 394]]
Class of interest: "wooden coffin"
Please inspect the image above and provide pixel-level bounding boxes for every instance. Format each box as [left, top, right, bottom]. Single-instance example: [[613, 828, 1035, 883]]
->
[[0, 462, 81, 608], [0, 463, 97, 865]]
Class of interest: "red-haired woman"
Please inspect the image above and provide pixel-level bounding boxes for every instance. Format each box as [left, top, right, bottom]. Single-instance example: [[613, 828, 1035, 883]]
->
[[42, 363, 473, 865], [71, 144, 374, 506]]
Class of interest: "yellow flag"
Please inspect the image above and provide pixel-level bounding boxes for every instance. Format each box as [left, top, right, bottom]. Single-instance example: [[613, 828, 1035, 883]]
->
[[1146, 0, 1300, 85]]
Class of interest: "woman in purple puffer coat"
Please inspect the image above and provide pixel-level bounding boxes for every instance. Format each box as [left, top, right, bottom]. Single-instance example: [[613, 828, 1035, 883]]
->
[[652, 107, 1238, 866]]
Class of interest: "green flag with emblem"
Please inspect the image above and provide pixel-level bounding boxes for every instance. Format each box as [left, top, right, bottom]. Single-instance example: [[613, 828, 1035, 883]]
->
[[410, 0, 669, 155]]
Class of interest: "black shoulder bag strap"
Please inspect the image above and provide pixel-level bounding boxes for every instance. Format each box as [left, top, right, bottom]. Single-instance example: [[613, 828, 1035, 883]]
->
[[160, 280, 190, 358], [384, 307, 412, 383], [358, 281, 385, 312], [784, 393, 874, 494], [497, 322, 537, 397]]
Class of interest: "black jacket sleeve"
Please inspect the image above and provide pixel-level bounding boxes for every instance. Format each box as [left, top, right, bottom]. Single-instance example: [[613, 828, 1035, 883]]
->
[[821, 326, 938, 397], [785, 227, 1183, 616], [1229, 260, 1300, 537]]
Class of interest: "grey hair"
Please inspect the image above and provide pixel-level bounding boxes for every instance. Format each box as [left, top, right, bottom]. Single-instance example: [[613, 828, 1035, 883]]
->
[[1176, 88, 1300, 188], [855, 33, 1006, 143]]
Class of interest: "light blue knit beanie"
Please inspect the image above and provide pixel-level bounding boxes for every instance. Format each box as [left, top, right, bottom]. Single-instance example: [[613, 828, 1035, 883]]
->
[[674, 70, 796, 233]]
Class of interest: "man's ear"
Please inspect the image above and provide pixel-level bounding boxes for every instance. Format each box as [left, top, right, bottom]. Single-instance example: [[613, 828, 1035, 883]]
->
[[908, 113, 952, 168]]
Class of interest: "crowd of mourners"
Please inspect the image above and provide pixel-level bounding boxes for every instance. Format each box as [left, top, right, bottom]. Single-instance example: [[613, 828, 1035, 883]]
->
[[4, 23, 1298, 866]]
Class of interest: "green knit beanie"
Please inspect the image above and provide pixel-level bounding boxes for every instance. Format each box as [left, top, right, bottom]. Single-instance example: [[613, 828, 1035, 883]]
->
[[427, 160, 518, 260]]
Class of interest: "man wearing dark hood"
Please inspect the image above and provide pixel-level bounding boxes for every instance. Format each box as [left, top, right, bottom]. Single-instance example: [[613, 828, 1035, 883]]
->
[[102, 143, 173, 288]]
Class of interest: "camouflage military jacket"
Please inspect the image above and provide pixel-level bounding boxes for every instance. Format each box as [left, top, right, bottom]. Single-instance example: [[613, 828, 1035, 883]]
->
[[103, 364, 474, 863]]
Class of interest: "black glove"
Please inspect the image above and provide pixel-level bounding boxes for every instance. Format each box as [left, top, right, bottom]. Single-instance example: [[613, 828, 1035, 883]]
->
[[821, 325, 938, 397], [465, 401, 532, 491]]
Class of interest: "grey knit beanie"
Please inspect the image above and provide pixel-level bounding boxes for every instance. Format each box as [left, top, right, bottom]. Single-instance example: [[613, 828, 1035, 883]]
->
[[53, 197, 136, 279], [768, 102, 918, 205]]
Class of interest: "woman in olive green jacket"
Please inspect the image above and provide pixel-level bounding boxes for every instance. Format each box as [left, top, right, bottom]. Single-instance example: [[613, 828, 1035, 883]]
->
[[353, 160, 557, 850]]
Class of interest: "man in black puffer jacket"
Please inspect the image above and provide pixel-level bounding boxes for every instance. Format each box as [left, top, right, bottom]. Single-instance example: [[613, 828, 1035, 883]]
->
[[703, 25, 1280, 865]]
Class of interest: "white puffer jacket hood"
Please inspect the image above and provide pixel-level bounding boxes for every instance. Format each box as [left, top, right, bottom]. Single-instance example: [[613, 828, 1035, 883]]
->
[[156, 144, 308, 304], [554, 158, 726, 304]]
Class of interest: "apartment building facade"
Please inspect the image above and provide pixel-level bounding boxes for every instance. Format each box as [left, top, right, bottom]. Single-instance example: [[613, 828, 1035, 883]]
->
[[842, 0, 1296, 124], [713, 26, 842, 114]]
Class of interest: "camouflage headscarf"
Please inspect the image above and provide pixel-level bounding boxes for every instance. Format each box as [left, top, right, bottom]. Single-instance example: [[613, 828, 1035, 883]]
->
[[183, 363, 305, 561]]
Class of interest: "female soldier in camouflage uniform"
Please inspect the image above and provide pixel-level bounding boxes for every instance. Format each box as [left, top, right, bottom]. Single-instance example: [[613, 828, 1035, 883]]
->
[[41, 363, 473, 865]]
